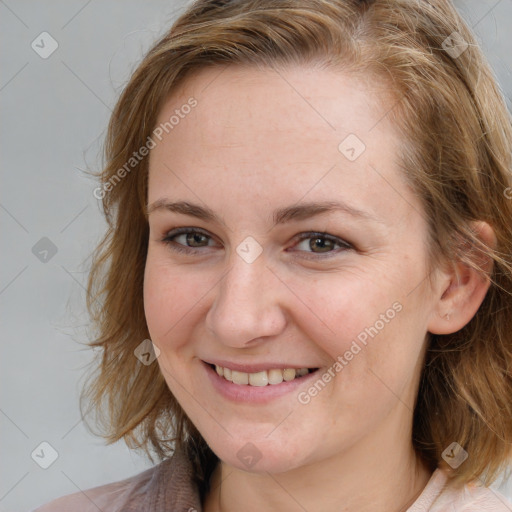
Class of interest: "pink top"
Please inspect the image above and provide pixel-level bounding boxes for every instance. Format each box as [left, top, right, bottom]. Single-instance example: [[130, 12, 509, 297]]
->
[[31, 445, 512, 512], [407, 468, 511, 511]]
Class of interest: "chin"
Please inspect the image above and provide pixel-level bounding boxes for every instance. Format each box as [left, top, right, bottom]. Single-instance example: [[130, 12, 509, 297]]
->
[[206, 434, 311, 474]]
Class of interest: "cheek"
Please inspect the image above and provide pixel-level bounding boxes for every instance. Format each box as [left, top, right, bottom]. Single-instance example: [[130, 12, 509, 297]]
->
[[143, 256, 205, 346], [143, 259, 205, 399], [289, 272, 397, 360], [291, 270, 427, 402]]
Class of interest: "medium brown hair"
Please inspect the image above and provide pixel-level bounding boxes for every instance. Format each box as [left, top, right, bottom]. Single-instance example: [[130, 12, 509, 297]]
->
[[81, 0, 512, 489]]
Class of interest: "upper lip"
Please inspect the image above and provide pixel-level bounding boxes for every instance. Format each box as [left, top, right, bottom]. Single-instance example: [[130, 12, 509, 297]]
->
[[202, 359, 319, 373]]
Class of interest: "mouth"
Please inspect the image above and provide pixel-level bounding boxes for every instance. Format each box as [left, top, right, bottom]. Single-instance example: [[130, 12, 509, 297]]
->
[[202, 360, 322, 404], [207, 363, 319, 387]]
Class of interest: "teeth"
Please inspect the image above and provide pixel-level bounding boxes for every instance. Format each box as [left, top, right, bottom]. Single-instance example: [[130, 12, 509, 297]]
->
[[231, 370, 249, 385], [283, 368, 296, 381], [268, 368, 284, 385], [249, 371, 268, 387], [214, 365, 312, 386]]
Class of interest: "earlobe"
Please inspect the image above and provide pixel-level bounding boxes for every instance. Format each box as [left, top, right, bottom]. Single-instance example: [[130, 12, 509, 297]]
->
[[427, 221, 496, 335]]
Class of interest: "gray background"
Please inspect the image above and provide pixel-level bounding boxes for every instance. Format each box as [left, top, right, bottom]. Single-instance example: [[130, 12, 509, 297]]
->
[[1, 1, 511, 511]]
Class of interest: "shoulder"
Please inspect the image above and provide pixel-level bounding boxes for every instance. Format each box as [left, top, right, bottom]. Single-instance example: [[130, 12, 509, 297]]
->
[[409, 468, 512, 512], [31, 443, 205, 512], [31, 464, 160, 512], [433, 479, 512, 511]]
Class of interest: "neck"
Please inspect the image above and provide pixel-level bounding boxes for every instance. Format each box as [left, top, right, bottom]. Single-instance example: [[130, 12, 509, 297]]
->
[[203, 416, 433, 512]]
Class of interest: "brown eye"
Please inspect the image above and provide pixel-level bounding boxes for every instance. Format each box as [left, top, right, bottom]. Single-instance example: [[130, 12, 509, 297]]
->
[[293, 232, 352, 257], [309, 236, 336, 253], [185, 232, 209, 247], [161, 227, 217, 254]]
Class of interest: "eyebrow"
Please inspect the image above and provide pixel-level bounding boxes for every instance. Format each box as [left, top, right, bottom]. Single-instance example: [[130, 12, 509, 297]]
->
[[146, 199, 383, 226]]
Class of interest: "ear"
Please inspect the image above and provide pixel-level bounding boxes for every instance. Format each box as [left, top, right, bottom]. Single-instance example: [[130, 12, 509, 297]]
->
[[427, 221, 496, 335]]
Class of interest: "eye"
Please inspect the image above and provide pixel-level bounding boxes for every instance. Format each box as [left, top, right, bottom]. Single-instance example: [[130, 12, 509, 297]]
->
[[161, 227, 218, 254], [291, 232, 352, 258], [160, 228, 352, 258]]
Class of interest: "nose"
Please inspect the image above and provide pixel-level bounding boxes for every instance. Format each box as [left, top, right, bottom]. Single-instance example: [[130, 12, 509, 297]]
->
[[204, 250, 288, 348]]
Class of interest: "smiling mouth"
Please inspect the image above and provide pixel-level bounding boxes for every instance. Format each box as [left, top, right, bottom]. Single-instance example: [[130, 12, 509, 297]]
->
[[209, 364, 319, 386]]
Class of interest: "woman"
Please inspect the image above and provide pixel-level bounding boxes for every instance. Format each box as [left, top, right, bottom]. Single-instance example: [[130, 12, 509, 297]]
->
[[34, 0, 512, 510]]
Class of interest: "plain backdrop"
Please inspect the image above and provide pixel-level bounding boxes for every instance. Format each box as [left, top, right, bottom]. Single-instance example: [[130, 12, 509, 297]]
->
[[1, 1, 511, 511]]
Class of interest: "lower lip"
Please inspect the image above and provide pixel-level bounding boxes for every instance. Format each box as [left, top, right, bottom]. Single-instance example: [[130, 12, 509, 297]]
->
[[202, 361, 321, 404]]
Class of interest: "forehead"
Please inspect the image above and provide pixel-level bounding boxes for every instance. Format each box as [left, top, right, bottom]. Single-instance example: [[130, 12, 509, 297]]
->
[[155, 63, 396, 149], [148, 64, 418, 227]]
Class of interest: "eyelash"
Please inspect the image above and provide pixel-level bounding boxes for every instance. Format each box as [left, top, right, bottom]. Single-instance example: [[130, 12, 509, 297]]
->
[[160, 227, 353, 259]]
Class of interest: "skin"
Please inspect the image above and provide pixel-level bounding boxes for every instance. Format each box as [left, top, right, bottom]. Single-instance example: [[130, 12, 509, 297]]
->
[[143, 64, 494, 512]]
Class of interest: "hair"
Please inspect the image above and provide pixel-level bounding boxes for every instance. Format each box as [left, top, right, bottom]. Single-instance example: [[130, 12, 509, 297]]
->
[[81, 0, 512, 493]]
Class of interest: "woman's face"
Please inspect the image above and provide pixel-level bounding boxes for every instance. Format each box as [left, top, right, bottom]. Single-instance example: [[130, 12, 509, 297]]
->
[[144, 64, 442, 473]]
